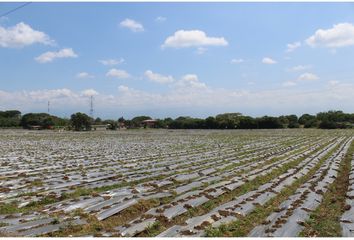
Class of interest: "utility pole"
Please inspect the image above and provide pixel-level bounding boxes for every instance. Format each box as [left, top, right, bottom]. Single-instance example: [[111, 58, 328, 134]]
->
[[48, 101, 50, 114]]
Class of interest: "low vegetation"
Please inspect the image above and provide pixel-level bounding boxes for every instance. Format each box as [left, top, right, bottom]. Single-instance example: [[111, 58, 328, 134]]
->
[[1, 109, 354, 130], [0, 129, 353, 237]]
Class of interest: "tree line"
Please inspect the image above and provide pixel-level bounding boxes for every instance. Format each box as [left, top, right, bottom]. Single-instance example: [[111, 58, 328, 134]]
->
[[0, 110, 353, 130]]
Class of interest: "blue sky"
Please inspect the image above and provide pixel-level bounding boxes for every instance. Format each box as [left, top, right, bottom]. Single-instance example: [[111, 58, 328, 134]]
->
[[1, 2, 354, 119]]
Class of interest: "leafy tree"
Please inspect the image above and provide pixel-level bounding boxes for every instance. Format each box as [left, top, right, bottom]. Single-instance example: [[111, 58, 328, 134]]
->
[[299, 114, 316, 125], [0, 117, 19, 127], [304, 119, 319, 128], [116, 117, 126, 128], [21, 113, 50, 129], [168, 116, 206, 129], [288, 121, 300, 128], [205, 116, 218, 129], [52, 117, 70, 127], [20, 113, 69, 129], [239, 116, 258, 129], [0, 110, 21, 127], [131, 116, 151, 128], [118, 117, 125, 123], [319, 120, 337, 129], [154, 119, 168, 128], [215, 113, 242, 129], [42, 117, 54, 128], [257, 116, 283, 129], [70, 112, 92, 131], [103, 120, 117, 130], [163, 117, 173, 128], [278, 115, 289, 126], [286, 114, 298, 123], [6, 109, 354, 131], [124, 120, 132, 128], [94, 117, 102, 124], [285, 115, 299, 128], [0, 110, 21, 119]]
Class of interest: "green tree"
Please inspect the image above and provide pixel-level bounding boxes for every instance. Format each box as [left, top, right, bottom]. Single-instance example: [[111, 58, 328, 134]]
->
[[154, 119, 167, 128], [131, 116, 151, 128], [239, 116, 258, 129], [163, 117, 173, 128], [215, 113, 242, 129], [21, 113, 53, 129], [103, 120, 117, 130], [319, 120, 337, 129], [257, 116, 283, 129], [0, 110, 21, 119], [205, 116, 218, 129], [94, 117, 102, 124], [70, 112, 92, 131], [278, 115, 289, 126], [299, 114, 316, 125], [118, 117, 125, 123], [0, 110, 21, 127]]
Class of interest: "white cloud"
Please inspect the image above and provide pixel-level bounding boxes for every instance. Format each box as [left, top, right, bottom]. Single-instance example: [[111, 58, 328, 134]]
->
[[231, 58, 244, 64], [287, 65, 312, 72], [35, 48, 77, 63], [286, 41, 301, 52], [117, 85, 164, 107], [262, 57, 277, 64], [144, 70, 174, 84], [162, 30, 228, 48], [27, 88, 75, 101], [298, 72, 319, 81], [306, 23, 354, 48], [0, 88, 103, 113], [281, 72, 319, 87], [99, 58, 124, 66], [282, 81, 297, 87], [76, 72, 94, 79], [106, 68, 131, 79], [328, 80, 340, 86], [196, 47, 207, 55], [118, 85, 130, 92], [120, 18, 144, 32], [3, 82, 354, 116], [0, 22, 54, 48], [81, 89, 98, 97], [155, 16, 166, 22], [174, 74, 207, 90]]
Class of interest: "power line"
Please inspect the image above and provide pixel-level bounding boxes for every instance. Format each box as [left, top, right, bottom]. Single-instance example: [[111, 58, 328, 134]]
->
[[0, 2, 31, 18]]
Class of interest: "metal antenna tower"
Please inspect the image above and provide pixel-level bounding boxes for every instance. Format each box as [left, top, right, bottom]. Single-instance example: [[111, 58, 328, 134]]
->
[[47, 101, 50, 114], [90, 96, 94, 119]]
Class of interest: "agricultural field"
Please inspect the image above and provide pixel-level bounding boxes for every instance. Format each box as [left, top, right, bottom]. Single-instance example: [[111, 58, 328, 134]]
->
[[0, 129, 354, 237]]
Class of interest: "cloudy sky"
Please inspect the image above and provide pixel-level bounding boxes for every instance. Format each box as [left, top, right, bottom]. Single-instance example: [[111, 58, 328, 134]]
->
[[1, 2, 354, 119]]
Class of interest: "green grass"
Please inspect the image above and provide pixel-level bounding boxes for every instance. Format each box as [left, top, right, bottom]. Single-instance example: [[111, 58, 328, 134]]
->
[[0, 202, 18, 214], [0, 173, 168, 215], [61, 187, 95, 199], [0, 222, 9, 227], [2, 132, 319, 215], [46, 198, 163, 237], [145, 221, 162, 237], [299, 140, 354, 237], [204, 139, 344, 237], [29, 179, 44, 187], [139, 138, 339, 237]]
